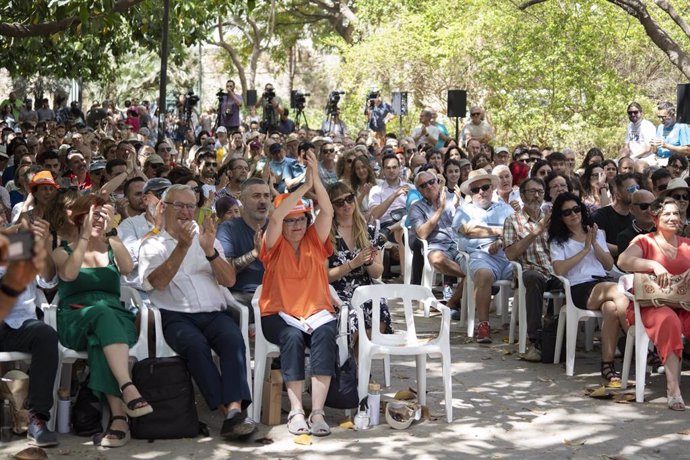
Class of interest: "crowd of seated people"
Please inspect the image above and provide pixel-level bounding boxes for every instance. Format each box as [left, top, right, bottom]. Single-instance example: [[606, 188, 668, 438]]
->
[[0, 94, 689, 454]]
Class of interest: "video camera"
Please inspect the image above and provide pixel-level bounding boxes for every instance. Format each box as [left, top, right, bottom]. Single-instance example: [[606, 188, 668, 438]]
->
[[367, 90, 380, 109], [216, 89, 228, 101], [326, 90, 345, 116], [184, 91, 200, 109], [293, 90, 310, 110], [263, 88, 276, 102]]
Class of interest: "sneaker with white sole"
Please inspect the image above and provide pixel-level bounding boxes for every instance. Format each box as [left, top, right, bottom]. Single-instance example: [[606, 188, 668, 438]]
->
[[476, 321, 492, 344], [521, 344, 542, 362]]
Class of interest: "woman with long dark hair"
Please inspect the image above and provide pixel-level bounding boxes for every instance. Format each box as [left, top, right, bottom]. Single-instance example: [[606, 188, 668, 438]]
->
[[580, 163, 610, 211], [548, 192, 629, 384]]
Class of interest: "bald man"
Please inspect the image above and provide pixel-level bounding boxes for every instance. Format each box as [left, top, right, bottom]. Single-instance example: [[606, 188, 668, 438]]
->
[[617, 189, 656, 255]]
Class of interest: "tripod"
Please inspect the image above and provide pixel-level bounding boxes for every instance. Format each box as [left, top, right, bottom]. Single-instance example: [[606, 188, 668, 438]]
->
[[295, 106, 309, 130]]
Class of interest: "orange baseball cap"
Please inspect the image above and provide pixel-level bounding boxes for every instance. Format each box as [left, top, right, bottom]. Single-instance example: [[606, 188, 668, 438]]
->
[[30, 170, 60, 190], [273, 193, 312, 217]]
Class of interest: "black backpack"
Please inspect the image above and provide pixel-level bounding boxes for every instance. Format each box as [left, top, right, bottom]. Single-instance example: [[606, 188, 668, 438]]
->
[[129, 310, 204, 440]]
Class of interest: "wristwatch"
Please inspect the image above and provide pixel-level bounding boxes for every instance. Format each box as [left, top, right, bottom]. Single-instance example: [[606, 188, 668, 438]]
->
[[105, 228, 118, 238]]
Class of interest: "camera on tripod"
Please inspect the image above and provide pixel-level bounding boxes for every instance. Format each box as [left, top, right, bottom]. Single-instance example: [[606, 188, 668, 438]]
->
[[290, 90, 310, 111], [326, 90, 345, 116], [216, 89, 228, 101], [367, 90, 380, 110], [263, 88, 276, 102], [185, 91, 200, 109]]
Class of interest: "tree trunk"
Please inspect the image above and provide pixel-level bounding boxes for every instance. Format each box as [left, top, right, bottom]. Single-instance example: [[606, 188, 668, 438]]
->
[[214, 22, 248, 99]]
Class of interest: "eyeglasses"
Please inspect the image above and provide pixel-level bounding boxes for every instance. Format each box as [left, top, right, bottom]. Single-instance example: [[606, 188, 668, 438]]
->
[[626, 184, 640, 194], [658, 115, 672, 120], [322, 148, 335, 154], [561, 205, 581, 217], [656, 184, 668, 191], [633, 202, 653, 210], [627, 110, 640, 116], [406, 149, 417, 154], [233, 165, 250, 171], [524, 189, 545, 195], [283, 216, 307, 226], [671, 193, 689, 201], [670, 163, 684, 170], [164, 201, 197, 211], [470, 183, 491, 194], [332, 194, 356, 207], [418, 178, 438, 190]]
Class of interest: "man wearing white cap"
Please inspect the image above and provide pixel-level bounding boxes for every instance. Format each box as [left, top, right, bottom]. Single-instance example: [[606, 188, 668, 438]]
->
[[454, 169, 515, 343]]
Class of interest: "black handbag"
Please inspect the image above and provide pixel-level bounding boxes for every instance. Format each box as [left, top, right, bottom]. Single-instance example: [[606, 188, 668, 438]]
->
[[325, 350, 360, 410], [129, 311, 202, 440], [71, 379, 102, 436]]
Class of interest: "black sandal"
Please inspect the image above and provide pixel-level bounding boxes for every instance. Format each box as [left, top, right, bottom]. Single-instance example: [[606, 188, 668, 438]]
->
[[120, 382, 153, 418], [601, 361, 621, 384], [98, 416, 130, 448]]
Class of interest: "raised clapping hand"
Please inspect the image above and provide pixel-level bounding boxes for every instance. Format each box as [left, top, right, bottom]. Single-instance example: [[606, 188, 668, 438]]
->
[[177, 221, 195, 250], [198, 214, 218, 256], [351, 245, 377, 269], [253, 224, 263, 256]]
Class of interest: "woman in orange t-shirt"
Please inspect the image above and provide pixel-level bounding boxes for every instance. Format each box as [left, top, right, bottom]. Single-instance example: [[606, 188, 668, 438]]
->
[[259, 151, 336, 436]]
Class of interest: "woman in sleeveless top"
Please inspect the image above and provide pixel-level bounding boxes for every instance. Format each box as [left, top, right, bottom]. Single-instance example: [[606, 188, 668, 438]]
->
[[52, 195, 149, 448]]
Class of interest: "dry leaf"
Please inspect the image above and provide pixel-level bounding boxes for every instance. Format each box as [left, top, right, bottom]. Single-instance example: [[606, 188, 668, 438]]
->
[[613, 393, 636, 403], [677, 429, 690, 435], [394, 389, 416, 400], [14, 447, 48, 460], [255, 437, 274, 445], [501, 349, 512, 355], [294, 434, 312, 445], [563, 438, 586, 448], [339, 420, 354, 429]]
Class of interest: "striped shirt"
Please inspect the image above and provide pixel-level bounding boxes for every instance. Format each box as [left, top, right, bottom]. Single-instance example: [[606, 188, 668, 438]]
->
[[502, 208, 552, 276]]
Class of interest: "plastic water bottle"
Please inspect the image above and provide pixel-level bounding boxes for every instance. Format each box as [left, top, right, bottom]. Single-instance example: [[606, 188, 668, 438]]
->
[[367, 383, 381, 426], [442, 285, 453, 301], [0, 399, 12, 442]]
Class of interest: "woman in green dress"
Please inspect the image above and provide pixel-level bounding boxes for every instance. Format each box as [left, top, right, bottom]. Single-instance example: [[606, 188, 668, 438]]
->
[[52, 194, 151, 448]]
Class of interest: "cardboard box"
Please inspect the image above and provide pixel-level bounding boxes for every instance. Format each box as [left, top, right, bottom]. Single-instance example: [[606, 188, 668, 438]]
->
[[261, 369, 283, 426]]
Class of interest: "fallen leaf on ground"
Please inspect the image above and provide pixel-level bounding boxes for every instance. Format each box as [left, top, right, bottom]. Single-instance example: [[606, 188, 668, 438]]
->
[[339, 420, 354, 429], [255, 437, 274, 445], [613, 393, 636, 403], [677, 429, 690, 435], [14, 447, 47, 460], [501, 349, 512, 355], [537, 377, 554, 383], [294, 434, 312, 445], [563, 438, 586, 448], [394, 389, 416, 400], [586, 386, 612, 399]]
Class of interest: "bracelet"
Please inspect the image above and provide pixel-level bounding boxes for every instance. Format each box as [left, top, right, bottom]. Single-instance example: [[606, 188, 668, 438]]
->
[[0, 282, 24, 298], [205, 248, 220, 262], [347, 261, 354, 271], [80, 236, 89, 242]]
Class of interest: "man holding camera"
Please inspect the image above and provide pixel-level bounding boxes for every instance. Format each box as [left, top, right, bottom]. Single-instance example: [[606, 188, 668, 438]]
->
[[364, 91, 394, 147], [321, 108, 348, 138], [219, 80, 243, 133], [254, 83, 284, 134]]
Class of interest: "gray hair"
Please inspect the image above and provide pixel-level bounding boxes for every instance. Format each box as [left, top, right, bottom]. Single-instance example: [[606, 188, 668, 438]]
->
[[657, 101, 676, 115], [162, 184, 194, 202], [240, 177, 268, 195]]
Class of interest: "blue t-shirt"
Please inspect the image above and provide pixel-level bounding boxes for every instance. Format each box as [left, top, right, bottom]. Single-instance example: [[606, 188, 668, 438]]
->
[[453, 201, 514, 252], [368, 102, 393, 132], [216, 217, 265, 293], [656, 122, 690, 159], [269, 157, 298, 193]]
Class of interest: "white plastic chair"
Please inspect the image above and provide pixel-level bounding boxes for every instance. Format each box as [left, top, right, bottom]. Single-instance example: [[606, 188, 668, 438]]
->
[[401, 215, 414, 285], [618, 274, 655, 403], [250, 285, 352, 422], [553, 276, 602, 376], [460, 251, 513, 338], [508, 262, 565, 354], [351, 284, 453, 423]]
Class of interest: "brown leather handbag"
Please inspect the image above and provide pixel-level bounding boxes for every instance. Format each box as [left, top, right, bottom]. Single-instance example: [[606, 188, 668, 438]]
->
[[633, 272, 690, 310]]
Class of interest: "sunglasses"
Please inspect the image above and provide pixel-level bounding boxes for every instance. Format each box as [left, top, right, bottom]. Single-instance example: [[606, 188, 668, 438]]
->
[[627, 110, 640, 116], [561, 205, 581, 217], [671, 193, 689, 201], [205, 162, 218, 167], [322, 148, 335, 154], [418, 178, 438, 190], [633, 202, 652, 210], [332, 194, 356, 207], [470, 183, 491, 194], [406, 149, 417, 154], [470, 113, 481, 116]]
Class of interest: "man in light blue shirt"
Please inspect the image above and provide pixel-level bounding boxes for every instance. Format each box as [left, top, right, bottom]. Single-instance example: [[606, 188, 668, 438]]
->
[[454, 170, 515, 344], [652, 101, 690, 164]]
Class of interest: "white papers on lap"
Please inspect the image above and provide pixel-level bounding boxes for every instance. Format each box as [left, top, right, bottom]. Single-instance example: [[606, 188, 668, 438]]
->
[[279, 310, 336, 334]]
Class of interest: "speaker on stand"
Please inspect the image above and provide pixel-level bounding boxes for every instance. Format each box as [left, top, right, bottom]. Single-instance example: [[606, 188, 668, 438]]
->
[[447, 90, 467, 143], [246, 90, 258, 108]]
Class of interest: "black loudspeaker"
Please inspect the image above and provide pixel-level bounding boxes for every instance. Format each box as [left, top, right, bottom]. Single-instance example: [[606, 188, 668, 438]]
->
[[391, 91, 408, 116], [677, 84, 690, 123], [246, 90, 257, 107], [447, 90, 467, 118]]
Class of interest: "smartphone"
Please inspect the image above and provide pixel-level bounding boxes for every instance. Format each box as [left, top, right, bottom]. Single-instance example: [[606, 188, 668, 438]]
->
[[7, 231, 35, 261], [197, 207, 214, 226]]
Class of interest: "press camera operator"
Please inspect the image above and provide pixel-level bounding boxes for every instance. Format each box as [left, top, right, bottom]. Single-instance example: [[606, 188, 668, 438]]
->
[[254, 83, 284, 134], [364, 90, 394, 147], [217, 80, 243, 132]]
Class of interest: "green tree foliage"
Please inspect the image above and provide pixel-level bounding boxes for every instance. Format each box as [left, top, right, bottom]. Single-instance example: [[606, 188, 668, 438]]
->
[[335, 0, 682, 152]]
